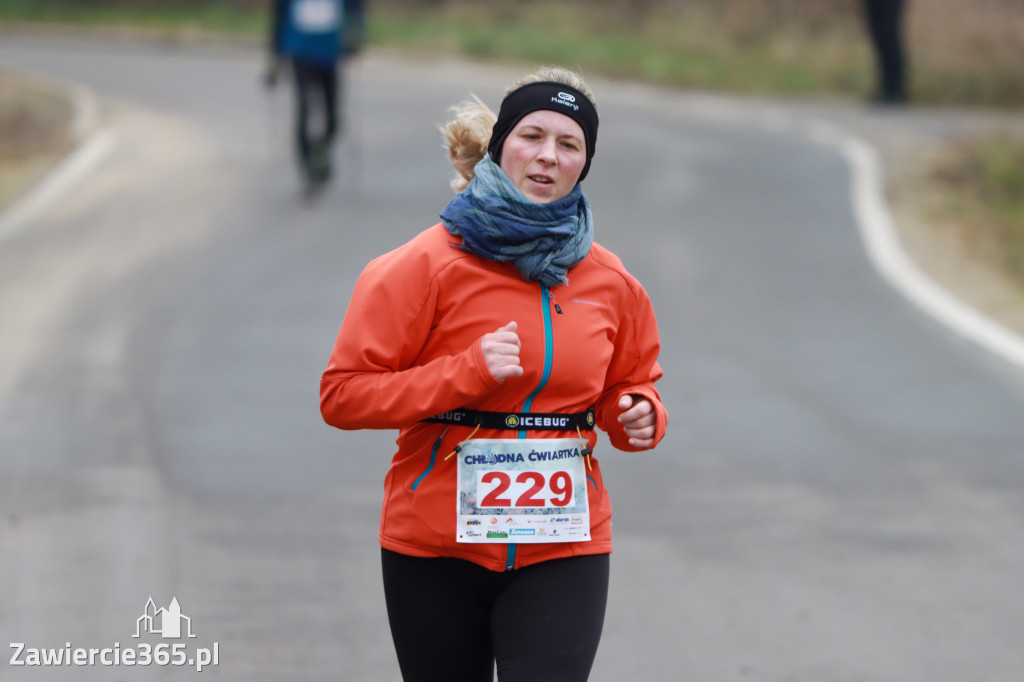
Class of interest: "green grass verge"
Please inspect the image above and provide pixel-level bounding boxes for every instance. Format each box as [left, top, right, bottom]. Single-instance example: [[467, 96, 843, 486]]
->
[[0, 0, 264, 34], [365, 3, 870, 100]]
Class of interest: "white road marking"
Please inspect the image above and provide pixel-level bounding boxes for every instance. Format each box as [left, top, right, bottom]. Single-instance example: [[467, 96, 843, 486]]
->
[[835, 129, 1024, 370]]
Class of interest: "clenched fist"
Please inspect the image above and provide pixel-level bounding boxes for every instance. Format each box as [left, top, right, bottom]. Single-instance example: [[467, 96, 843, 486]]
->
[[481, 321, 524, 382], [617, 394, 656, 448]]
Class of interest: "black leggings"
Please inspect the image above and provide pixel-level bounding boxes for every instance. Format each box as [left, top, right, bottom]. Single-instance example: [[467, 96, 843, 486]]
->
[[381, 549, 610, 682], [863, 0, 907, 102], [291, 59, 339, 161]]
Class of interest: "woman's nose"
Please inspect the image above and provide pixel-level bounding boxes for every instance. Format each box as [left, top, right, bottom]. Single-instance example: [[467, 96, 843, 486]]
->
[[537, 137, 558, 163]]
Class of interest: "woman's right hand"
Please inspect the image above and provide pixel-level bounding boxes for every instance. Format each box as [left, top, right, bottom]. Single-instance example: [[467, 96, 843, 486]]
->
[[481, 321, 524, 382]]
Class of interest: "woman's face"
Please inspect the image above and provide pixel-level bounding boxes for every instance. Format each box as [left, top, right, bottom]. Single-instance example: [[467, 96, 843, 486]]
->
[[499, 110, 587, 204]]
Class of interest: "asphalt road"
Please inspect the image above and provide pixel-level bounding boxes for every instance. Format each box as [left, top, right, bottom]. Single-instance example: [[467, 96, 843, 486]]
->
[[2, 37, 1024, 682]]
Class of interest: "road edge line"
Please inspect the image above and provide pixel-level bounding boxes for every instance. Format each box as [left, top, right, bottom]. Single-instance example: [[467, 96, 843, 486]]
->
[[838, 130, 1024, 371]]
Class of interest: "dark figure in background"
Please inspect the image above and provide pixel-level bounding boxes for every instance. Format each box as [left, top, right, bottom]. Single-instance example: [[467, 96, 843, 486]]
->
[[266, 0, 364, 190], [862, 0, 907, 105]]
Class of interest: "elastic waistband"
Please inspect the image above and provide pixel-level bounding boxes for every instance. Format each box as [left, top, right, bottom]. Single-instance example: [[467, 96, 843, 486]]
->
[[424, 407, 596, 431]]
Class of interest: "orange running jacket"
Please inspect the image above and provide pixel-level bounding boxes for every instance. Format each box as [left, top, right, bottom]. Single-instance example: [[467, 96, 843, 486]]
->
[[321, 223, 668, 572]]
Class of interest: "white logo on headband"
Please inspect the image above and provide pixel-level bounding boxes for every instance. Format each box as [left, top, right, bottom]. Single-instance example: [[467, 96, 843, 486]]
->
[[552, 92, 580, 111]]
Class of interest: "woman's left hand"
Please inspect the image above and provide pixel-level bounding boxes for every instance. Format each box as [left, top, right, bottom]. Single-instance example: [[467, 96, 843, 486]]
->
[[617, 394, 656, 449]]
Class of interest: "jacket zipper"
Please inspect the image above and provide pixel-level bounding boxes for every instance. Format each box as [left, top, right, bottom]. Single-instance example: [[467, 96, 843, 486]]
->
[[505, 283, 556, 571], [411, 426, 448, 491]]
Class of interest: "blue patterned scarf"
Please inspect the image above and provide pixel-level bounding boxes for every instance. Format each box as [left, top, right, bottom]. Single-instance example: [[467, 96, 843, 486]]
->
[[440, 155, 593, 288]]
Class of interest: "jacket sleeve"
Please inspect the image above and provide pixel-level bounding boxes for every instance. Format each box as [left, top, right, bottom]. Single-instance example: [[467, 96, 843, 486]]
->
[[320, 248, 500, 430], [594, 280, 669, 452]]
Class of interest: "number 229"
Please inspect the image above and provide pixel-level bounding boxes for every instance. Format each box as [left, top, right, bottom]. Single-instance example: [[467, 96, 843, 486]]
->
[[479, 471, 573, 508]]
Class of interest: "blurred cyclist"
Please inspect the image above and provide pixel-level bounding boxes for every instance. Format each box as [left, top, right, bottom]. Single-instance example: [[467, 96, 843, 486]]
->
[[266, 0, 365, 191]]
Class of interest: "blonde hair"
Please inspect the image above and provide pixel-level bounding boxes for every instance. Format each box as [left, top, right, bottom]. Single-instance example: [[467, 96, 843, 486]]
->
[[440, 66, 597, 192]]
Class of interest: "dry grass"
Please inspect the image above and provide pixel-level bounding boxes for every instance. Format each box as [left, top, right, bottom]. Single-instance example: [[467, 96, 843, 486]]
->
[[907, 0, 1024, 105], [0, 72, 75, 206], [928, 136, 1024, 280], [374, 0, 1024, 106]]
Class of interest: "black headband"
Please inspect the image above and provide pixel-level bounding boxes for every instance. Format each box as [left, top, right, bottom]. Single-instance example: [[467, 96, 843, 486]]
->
[[488, 81, 599, 182]]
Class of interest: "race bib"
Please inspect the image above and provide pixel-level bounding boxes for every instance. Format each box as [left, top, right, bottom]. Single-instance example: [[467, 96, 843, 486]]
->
[[292, 0, 341, 32], [456, 439, 591, 544]]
